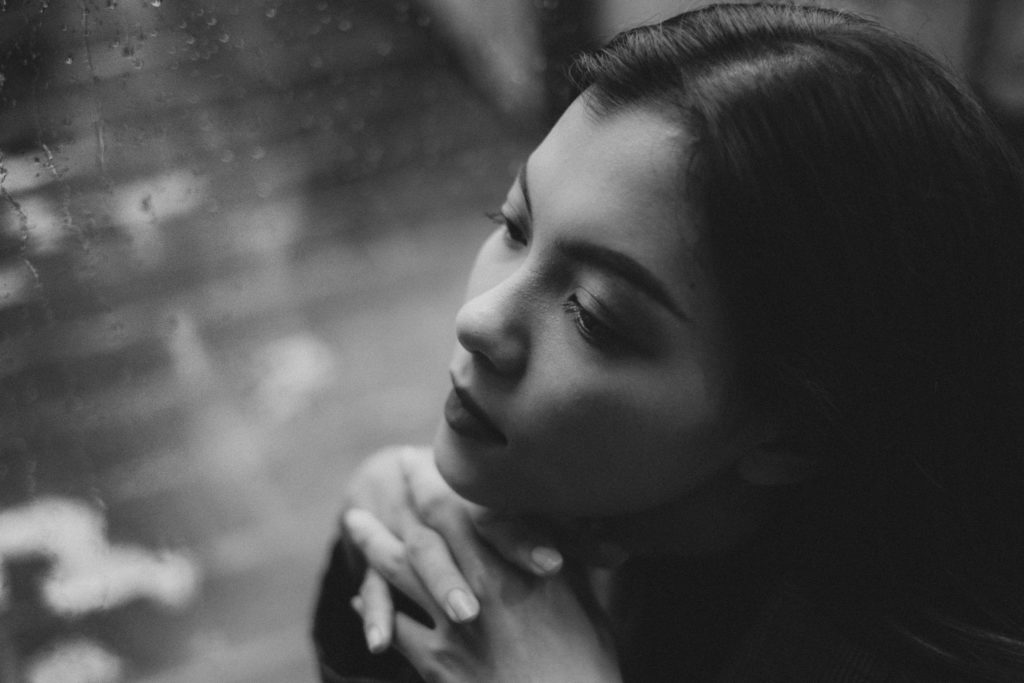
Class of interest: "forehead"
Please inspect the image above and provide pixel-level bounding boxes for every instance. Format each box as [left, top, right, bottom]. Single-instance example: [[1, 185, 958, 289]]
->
[[525, 98, 706, 293]]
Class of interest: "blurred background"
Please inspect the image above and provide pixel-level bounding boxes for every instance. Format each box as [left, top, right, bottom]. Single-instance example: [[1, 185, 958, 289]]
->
[[0, 1, 1021, 681]]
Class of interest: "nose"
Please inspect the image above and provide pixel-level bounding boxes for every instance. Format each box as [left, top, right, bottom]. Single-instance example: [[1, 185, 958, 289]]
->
[[454, 279, 529, 378]]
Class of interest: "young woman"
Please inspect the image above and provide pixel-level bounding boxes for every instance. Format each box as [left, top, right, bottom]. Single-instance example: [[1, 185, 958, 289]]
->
[[314, 4, 1024, 681]]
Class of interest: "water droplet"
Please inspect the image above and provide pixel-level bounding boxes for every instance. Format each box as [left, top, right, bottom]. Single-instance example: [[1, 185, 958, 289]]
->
[[250, 146, 266, 160], [218, 32, 229, 43], [265, 7, 276, 18], [337, 19, 352, 31], [64, 55, 73, 65], [206, 16, 217, 26], [150, 0, 161, 7], [220, 149, 234, 163]]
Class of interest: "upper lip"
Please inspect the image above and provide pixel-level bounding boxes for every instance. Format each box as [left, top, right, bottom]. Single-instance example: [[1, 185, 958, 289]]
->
[[451, 378, 506, 439]]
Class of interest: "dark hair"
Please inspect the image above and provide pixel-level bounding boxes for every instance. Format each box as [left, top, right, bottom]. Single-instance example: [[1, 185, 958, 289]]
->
[[575, 4, 1024, 680]]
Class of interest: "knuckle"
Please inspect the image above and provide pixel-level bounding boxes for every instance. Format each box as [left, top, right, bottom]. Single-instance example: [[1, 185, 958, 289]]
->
[[372, 549, 407, 584], [404, 526, 442, 560], [415, 493, 450, 526]]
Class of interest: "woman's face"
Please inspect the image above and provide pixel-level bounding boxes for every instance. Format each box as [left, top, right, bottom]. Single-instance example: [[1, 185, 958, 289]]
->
[[433, 97, 758, 519]]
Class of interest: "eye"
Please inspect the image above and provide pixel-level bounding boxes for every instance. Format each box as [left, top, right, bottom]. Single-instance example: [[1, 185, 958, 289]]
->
[[486, 210, 528, 246], [563, 294, 618, 348]]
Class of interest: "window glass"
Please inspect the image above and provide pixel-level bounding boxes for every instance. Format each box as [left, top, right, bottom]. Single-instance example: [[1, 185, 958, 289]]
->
[[0, 1, 1019, 681]]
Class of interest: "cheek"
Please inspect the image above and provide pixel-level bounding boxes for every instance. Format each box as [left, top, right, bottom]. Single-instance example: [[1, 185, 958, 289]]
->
[[514, 366, 733, 514]]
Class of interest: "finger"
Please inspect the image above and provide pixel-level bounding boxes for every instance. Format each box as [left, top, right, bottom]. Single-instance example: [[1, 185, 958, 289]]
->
[[358, 570, 393, 653], [398, 450, 485, 619], [404, 523, 480, 623], [401, 448, 470, 534], [340, 446, 423, 537], [473, 511, 563, 576], [343, 508, 441, 623], [400, 451, 494, 581], [391, 611, 444, 681]]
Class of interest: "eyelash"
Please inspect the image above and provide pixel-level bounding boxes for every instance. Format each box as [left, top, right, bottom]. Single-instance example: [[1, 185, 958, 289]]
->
[[486, 211, 621, 351], [485, 210, 527, 246], [563, 295, 619, 348]]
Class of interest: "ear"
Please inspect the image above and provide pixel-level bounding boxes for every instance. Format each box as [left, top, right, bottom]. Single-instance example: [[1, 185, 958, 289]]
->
[[735, 441, 818, 487]]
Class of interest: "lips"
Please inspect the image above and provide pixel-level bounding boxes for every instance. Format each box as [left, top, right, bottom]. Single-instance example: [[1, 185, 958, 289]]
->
[[444, 385, 507, 444]]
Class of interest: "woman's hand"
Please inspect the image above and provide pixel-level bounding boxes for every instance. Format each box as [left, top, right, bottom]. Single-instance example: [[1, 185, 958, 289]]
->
[[337, 446, 564, 651], [345, 507, 622, 683]]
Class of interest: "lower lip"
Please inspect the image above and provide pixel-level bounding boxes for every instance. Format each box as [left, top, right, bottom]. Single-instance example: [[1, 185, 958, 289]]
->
[[444, 389, 506, 444]]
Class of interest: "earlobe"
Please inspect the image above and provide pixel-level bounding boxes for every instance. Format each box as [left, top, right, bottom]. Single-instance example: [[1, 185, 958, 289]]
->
[[736, 445, 818, 487]]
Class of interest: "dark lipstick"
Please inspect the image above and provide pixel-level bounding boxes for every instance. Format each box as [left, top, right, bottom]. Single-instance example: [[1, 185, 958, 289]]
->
[[444, 386, 507, 444]]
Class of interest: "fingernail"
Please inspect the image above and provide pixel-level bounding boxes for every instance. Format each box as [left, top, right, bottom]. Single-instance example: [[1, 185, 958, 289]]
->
[[530, 546, 563, 575], [445, 588, 479, 623], [366, 625, 385, 653]]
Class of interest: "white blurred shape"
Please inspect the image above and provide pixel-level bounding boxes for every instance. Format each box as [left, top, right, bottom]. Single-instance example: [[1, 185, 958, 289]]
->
[[10, 195, 64, 255], [111, 170, 209, 266], [44, 547, 198, 616], [0, 497, 200, 616], [0, 259, 39, 310], [0, 153, 52, 193], [25, 639, 123, 683], [252, 333, 336, 422]]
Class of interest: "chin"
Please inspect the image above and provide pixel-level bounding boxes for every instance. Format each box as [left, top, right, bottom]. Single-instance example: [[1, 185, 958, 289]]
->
[[431, 422, 513, 509]]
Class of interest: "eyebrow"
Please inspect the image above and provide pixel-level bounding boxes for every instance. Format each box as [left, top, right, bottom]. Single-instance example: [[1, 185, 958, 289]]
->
[[518, 162, 692, 323], [554, 239, 694, 323]]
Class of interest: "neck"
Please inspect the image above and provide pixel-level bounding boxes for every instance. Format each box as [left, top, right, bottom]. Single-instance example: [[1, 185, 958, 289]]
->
[[588, 474, 775, 561]]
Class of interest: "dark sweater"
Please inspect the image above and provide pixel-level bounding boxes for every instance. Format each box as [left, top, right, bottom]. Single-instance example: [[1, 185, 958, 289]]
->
[[312, 540, 955, 682]]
